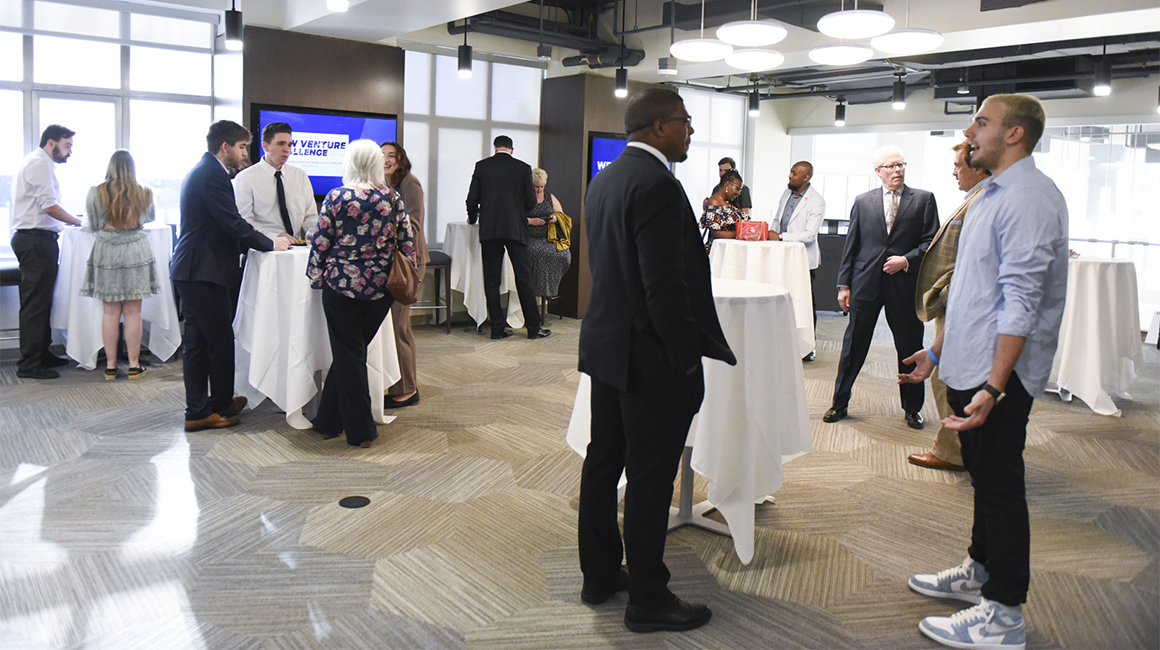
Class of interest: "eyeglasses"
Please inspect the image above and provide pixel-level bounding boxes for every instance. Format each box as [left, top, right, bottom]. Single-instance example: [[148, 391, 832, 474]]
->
[[661, 115, 693, 127], [727, 182, 741, 192], [876, 162, 907, 171]]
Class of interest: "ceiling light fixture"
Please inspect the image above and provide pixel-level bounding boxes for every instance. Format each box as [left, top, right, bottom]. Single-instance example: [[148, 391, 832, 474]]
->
[[748, 86, 761, 116], [892, 74, 906, 110], [458, 22, 472, 80], [670, 0, 732, 63], [717, 0, 787, 47], [657, 57, 678, 75], [726, 48, 785, 70], [957, 70, 970, 95], [536, 0, 550, 60], [809, 43, 873, 66], [870, 0, 942, 55], [1093, 40, 1112, 97], [615, 67, 628, 98], [224, 0, 243, 51], [326, 0, 349, 12], [835, 100, 846, 127], [817, 0, 894, 40]]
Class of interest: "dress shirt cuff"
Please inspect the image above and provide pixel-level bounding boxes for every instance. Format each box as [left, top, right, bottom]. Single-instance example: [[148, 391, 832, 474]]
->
[[836, 285, 849, 290], [997, 308, 1034, 338], [35, 196, 59, 212]]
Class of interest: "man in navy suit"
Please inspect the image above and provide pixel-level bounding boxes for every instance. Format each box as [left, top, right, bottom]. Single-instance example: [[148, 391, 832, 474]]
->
[[171, 120, 293, 432], [465, 135, 547, 340], [578, 87, 735, 634], [824, 145, 938, 429]]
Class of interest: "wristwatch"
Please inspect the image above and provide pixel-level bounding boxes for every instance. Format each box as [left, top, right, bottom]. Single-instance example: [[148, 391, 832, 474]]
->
[[981, 383, 1006, 403]]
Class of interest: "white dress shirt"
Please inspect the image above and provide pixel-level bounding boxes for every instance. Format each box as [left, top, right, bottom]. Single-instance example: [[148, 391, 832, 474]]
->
[[232, 158, 318, 239], [11, 148, 64, 232]]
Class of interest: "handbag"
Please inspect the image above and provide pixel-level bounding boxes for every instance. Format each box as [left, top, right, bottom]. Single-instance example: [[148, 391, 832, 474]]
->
[[387, 207, 420, 304], [736, 220, 768, 241]]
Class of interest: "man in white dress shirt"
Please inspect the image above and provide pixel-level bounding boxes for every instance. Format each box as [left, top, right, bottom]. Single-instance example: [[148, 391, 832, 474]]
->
[[233, 122, 318, 240], [11, 125, 83, 380], [770, 160, 826, 360]]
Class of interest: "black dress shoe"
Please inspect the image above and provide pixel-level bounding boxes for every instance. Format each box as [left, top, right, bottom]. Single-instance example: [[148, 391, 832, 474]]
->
[[527, 328, 551, 340], [16, 367, 59, 380], [41, 355, 70, 368], [384, 391, 420, 409], [822, 407, 847, 423], [580, 567, 630, 605], [490, 329, 514, 340], [905, 411, 925, 429], [624, 596, 712, 633]]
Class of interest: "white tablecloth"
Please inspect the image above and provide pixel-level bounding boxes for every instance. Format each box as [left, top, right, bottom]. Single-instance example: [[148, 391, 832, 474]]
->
[[708, 239, 816, 357], [233, 247, 400, 429], [567, 278, 812, 564], [444, 222, 524, 330], [1051, 258, 1142, 416], [50, 224, 181, 370]]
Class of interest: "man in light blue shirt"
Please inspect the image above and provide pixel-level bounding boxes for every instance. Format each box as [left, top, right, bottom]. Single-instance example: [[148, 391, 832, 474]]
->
[[899, 94, 1069, 650]]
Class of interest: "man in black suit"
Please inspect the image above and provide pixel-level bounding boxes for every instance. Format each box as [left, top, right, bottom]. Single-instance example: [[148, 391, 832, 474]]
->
[[171, 120, 293, 432], [577, 87, 735, 634], [824, 145, 938, 429], [465, 135, 548, 340]]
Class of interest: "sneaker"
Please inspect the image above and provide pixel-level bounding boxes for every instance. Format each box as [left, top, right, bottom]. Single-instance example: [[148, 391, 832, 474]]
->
[[919, 597, 1026, 650], [909, 556, 987, 604]]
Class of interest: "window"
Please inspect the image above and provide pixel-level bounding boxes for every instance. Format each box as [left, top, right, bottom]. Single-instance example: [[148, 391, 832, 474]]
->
[[673, 89, 747, 218]]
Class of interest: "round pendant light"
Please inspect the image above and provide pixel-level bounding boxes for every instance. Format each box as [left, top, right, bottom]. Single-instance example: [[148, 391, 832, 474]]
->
[[808, 43, 874, 66], [817, 8, 894, 40], [871, 28, 943, 55], [670, 38, 733, 63], [717, 20, 787, 47], [725, 48, 785, 71]]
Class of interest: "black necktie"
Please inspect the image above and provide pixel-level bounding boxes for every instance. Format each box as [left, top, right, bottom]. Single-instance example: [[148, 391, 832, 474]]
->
[[274, 170, 294, 236]]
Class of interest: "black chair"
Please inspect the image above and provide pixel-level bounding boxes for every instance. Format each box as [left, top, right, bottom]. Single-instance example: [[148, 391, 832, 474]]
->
[[412, 249, 452, 333]]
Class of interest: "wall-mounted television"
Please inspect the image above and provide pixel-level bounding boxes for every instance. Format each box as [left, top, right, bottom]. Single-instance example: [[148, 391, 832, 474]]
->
[[249, 104, 398, 197], [588, 131, 628, 182]]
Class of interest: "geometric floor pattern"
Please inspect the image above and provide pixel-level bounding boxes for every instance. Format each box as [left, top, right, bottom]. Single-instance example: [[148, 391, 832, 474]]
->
[[0, 311, 1156, 649]]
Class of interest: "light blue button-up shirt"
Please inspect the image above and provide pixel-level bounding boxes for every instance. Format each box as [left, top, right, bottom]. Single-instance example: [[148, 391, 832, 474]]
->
[[941, 155, 1069, 397]]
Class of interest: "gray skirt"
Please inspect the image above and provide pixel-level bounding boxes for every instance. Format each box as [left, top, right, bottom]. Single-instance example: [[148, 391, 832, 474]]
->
[[80, 228, 161, 302]]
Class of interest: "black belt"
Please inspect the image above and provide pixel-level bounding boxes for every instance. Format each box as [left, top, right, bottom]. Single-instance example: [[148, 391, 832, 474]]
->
[[14, 228, 60, 238]]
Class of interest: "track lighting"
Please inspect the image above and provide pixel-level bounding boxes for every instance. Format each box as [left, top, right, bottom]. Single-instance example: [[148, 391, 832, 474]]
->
[[224, 0, 243, 51], [892, 76, 906, 110], [748, 88, 760, 116], [615, 68, 628, 98], [458, 24, 472, 80], [835, 101, 846, 127]]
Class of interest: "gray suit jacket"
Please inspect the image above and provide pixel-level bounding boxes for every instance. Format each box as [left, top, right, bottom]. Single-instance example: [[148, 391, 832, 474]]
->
[[773, 184, 827, 269]]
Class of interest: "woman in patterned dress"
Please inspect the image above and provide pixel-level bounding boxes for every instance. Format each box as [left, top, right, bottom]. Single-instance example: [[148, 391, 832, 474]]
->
[[525, 167, 571, 301], [700, 168, 747, 252]]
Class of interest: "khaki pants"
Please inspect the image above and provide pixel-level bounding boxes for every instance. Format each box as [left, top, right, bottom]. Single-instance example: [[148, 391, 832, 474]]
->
[[930, 315, 963, 465]]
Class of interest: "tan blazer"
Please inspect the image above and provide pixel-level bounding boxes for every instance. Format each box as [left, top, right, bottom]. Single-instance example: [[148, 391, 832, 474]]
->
[[915, 180, 989, 322]]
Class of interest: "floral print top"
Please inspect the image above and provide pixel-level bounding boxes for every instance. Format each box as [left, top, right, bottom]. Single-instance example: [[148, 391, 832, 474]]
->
[[700, 203, 747, 252], [306, 186, 418, 300]]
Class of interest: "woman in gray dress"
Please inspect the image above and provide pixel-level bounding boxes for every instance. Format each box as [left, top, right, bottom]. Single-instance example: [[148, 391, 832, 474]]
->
[[80, 150, 160, 380], [526, 168, 571, 300]]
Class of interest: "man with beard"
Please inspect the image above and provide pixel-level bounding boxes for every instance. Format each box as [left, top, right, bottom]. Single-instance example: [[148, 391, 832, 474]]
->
[[770, 160, 826, 360], [11, 125, 83, 379], [171, 120, 293, 432]]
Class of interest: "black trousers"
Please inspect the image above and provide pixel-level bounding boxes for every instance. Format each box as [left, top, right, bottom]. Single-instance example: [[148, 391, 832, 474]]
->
[[831, 288, 925, 413], [809, 268, 817, 329], [578, 370, 704, 607], [174, 280, 238, 420], [949, 373, 1033, 607], [480, 238, 541, 334], [313, 287, 393, 446], [12, 230, 59, 372]]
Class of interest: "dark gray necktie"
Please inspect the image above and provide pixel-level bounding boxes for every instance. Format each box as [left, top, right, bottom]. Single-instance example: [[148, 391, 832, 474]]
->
[[274, 170, 294, 236]]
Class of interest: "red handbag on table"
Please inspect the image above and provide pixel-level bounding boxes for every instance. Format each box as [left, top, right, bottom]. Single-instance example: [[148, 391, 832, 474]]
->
[[736, 220, 768, 242]]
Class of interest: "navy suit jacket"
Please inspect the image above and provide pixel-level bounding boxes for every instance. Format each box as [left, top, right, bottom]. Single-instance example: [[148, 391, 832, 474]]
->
[[465, 152, 536, 244], [579, 146, 735, 393], [836, 185, 938, 303], [171, 152, 274, 287]]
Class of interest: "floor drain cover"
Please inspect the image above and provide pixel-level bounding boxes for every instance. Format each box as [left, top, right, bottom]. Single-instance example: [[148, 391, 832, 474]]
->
[[338, 496, 370, 508]]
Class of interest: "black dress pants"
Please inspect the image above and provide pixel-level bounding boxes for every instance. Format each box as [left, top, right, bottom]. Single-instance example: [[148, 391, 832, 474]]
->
[[949, 373, 1033, 607], [831, 288, 925, 413], [174, 280, 237, 420], [313, 287, 393, 446], [480, 238, 541, 334], [12, 230, 59, 373], [578, 370, 704, 607]]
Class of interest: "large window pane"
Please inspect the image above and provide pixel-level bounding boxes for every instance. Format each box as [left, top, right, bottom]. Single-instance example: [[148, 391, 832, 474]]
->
[[0, 32, 22, 82], [129, 100, 212, 225], [130, 46, 211, 96], [683, 91, 711, 144], [492, 128, 539, 169], [34, 36, 120, 89], [35, 1, 119, 39], [435, 55, 486, 119], [130, 13, 212, 49], [0, 2, 21, 28], [0, 90, 25, 254], [436, 127, 482, 242], [38, 97, 118, 218], [710, 95, 744, 145], [490, 63, 540, 124], [403, 50, 430, 115]]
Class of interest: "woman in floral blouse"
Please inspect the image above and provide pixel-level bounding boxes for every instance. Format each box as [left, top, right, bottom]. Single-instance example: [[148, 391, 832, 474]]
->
[[700, 168, 747, 252], [306, 139, 418, 448]]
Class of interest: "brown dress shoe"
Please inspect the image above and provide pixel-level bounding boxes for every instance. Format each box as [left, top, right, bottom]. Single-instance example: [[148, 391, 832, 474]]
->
[[216, 396, 248, 417], [185, 413, 240, 432], [907, 451, 965, 471]]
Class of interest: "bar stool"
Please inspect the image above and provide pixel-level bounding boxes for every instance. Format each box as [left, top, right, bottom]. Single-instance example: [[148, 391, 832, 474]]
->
[[413, 250, 452, 333]]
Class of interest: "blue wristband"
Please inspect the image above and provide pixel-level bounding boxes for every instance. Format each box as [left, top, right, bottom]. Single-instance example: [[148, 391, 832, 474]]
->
[[926, 348, 940, 366]]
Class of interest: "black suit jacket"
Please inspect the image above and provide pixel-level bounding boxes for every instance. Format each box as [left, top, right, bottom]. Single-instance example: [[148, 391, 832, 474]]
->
[[579, 146, 735, 393], [465, 152, 536, 244], [171, 152, 273, 287], [836, 185, 938, 303]]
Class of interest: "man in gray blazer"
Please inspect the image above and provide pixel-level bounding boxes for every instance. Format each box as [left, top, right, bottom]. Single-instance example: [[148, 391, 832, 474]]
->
[[771, 160, 826, 359], [465, 135, 547, 340], [824, 145, 938, 429], [578, 87, 734, 634]]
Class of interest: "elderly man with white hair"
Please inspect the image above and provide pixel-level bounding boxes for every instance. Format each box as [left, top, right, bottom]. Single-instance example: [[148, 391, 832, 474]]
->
[[823, 144, 939, 429]]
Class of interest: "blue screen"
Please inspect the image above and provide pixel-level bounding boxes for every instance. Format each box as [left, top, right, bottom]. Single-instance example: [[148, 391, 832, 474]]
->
[[256, 109, 397, 196], [590, 135, 628, 180]]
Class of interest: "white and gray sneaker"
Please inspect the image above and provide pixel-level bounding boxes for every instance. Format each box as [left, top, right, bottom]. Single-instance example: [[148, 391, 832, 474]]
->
[[919, 597, 1026, 650], [909, 556, 987, 603]]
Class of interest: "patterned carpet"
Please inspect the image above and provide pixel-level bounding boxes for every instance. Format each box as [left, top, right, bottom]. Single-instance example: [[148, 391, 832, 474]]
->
[[0, 311, 1156, 649]]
